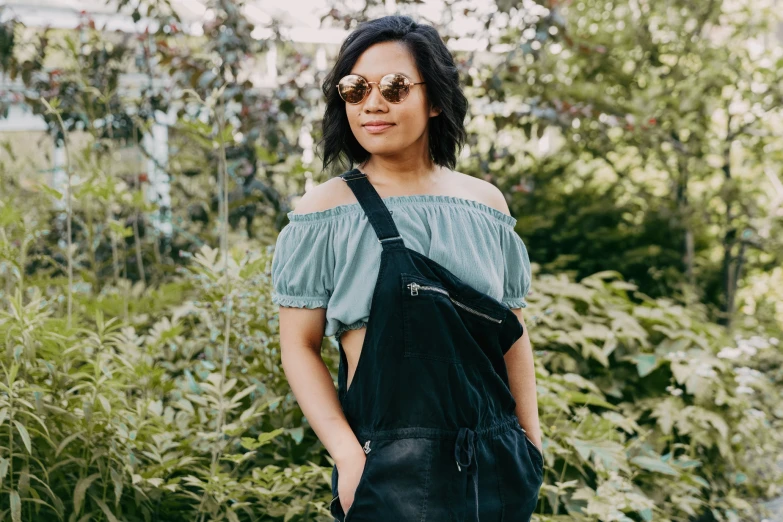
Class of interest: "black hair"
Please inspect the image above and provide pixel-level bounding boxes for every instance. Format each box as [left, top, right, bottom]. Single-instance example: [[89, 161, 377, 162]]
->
[[318, 15, 468, 174]]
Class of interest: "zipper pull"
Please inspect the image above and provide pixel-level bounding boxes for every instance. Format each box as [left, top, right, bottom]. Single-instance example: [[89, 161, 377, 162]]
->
[[363, 440, 372, 454], [407, 282, 419, 296]]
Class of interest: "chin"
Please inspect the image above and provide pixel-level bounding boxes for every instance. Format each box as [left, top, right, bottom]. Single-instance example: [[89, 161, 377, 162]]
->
[[358, 143, 400, 155]]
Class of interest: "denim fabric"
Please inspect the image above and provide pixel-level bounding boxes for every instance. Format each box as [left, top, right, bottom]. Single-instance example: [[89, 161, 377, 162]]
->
[[327, 168, 544, 522], [270, 189, 532, 340]]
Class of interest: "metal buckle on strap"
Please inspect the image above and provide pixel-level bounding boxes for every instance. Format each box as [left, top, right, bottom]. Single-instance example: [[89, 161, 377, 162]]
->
[[378, 236, 402, 243]]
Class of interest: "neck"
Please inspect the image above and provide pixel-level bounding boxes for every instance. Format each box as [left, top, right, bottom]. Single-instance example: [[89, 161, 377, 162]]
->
[[357, 157, 443, 188]]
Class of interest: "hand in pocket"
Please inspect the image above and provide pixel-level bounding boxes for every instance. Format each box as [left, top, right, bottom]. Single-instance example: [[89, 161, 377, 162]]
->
[[337, 453, 367, 514]]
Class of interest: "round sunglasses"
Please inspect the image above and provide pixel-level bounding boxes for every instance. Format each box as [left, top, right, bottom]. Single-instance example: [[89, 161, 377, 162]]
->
[[337, 73, 426, 104]]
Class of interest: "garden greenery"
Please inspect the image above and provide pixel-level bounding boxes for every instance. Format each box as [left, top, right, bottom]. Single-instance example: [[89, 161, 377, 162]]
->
[[0, 0, 782, 521], [0, 160, 781, 519]]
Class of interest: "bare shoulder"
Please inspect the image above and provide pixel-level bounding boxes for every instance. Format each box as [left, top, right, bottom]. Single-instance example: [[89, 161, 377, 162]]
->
[[291, 176, 359, 214], [451, 170, 512, 217]]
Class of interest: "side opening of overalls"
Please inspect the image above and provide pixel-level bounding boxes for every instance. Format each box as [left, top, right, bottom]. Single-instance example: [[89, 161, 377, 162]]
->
[[329, 168, 545, 522]]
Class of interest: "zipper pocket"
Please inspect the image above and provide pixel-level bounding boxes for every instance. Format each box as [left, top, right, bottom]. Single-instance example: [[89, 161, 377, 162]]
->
[[407, 282, 503, 324]]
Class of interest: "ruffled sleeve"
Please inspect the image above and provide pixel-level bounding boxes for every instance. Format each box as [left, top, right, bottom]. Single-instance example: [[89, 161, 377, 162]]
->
[[271, 220, 335, 309], [500, 226, 532, 309]]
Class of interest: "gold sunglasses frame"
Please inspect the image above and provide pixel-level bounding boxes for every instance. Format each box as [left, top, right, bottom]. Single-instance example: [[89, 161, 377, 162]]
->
[[336, 73, 426, 104]]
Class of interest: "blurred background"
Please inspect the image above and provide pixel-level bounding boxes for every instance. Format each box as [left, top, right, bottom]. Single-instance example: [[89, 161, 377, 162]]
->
[[1, 0, 782, 520]]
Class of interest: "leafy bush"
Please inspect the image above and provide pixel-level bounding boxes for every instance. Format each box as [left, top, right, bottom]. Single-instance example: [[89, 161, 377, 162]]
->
[[1, 184, 781, 520], [0, 241, 336, 521], [525, 270, 783, 521], [0, 2, 781, 520]]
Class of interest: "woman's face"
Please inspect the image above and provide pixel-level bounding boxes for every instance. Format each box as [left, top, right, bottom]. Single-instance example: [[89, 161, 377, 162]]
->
[[345, 41, 441, 160]]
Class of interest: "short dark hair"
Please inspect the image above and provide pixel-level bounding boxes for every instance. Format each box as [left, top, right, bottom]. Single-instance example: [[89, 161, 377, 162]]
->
[[318, 15, 468, 174]]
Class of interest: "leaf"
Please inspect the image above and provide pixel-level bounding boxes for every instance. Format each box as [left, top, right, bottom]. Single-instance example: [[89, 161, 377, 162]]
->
[[239, 406, 258, 423], [256, 428, 285, 446], [10, 489, 21, 522], [651, 397, 682, 435], [673, 457, 702, 469], [0, 458, 7, 487], [563, 390, 617, 410], [108, 220, 133, 238], [12, 421, 31, 454], [37, 183, 63, 201], [569, 438, 628, 472], [560, 373, 603, 394], [240, 437, 261, 450], [98, 395, 111, 415], [73, 473, 101, 516], [288, 426, 304, 444], [630, 456, 679, 476], [57, 431, 85, 457], [632, 354, 658, 377], [91, 494, 120, 522], [230, 384, 257, 405], [17, 465, 29, 497], [23, 473, 62, 514], [110, 468, 123, 508], [185, 393, 208, 407]]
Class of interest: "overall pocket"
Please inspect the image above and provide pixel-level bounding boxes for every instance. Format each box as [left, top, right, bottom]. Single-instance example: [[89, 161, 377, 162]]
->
[[492, 426, 544, 522], [330, 439, 374, 522], [401, 273, 507, 367], [334, 437, 433, 522], [521, 428, 544, 476]]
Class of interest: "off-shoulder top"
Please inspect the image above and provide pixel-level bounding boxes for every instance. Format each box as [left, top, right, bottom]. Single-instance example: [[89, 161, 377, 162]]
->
[[270, 195, 532, 341]]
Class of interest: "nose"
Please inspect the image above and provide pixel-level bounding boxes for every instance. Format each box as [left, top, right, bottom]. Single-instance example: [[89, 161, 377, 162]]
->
[[363, 81, 387, 111]]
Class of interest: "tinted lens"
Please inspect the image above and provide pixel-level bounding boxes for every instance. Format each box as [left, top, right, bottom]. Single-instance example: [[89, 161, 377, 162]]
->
[[337, 74, 413, 103], [379, 73, 411, 103], [337, 75, 368, 103]]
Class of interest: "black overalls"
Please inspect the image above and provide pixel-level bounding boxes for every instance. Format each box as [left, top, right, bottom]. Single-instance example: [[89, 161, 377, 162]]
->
[[329, 168, 544, 522]]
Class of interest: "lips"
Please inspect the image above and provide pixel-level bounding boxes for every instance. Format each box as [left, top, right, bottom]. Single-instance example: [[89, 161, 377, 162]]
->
[[363, 123, 395, 133]]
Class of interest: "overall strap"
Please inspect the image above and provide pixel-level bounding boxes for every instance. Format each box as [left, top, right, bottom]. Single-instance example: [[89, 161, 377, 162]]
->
[[340, 168, 404, 247]]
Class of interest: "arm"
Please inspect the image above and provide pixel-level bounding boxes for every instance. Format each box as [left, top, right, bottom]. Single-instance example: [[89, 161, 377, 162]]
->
[[479, 182, 541, 450], [504, 308, 543, 453], [277, 176, 368, 468], [278, 306, 365, 469]]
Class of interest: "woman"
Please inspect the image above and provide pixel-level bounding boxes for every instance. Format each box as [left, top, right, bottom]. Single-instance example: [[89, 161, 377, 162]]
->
[[272, 14, 544, 522]]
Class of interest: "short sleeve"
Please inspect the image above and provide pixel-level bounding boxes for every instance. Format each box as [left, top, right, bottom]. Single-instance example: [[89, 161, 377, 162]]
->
[[500, 226, 532, 309], [271, 221, 335, 309]]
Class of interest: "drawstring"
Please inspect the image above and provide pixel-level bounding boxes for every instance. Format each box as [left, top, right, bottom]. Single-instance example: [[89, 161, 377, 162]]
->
[[454, 427, 479, 522]]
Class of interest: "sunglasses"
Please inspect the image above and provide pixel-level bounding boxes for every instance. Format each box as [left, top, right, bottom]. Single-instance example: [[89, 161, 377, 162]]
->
[[336, 73, 426, 104]]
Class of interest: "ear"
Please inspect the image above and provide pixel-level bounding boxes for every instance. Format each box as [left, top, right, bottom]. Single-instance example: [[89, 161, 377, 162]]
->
[[429, 105, 442, 117]]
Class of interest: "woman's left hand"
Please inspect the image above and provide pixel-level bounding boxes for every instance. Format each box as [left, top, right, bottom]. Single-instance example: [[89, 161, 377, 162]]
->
[[525, 430, 543, 455]]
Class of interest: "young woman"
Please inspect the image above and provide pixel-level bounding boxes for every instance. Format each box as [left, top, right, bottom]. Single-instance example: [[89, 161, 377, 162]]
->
[[272, 14, 544, 522]]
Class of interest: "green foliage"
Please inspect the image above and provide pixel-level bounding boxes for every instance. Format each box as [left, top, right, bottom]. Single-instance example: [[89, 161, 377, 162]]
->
[[524, 267, 783, 520], [458, 0, 783, 330], [0, 1, 782, 521], [0, 231, 337, 521], [1, 181, 782, 520]]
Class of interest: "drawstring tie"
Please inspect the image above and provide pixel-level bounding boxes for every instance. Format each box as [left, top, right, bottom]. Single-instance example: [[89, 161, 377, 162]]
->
[[454, 427, 479, 522]]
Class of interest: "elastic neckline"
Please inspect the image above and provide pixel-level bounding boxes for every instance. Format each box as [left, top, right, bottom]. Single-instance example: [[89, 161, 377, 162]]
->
[[287, 194, 517, 227]]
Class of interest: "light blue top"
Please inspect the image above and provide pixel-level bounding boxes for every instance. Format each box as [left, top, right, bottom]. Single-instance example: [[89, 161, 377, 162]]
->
[[271, 195, 532, 340]]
